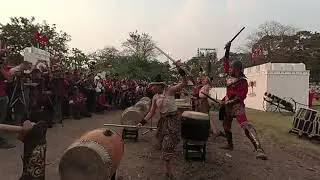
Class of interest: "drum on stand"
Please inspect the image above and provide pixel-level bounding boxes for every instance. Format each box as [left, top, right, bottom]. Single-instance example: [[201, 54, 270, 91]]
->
[[289, 107, 318, 137], [121, 97, 151, 139], [181, 111, 210, 161], [134, 97, 151, 116], [121, 107, 143, 128], [59, 128, 124, 180]]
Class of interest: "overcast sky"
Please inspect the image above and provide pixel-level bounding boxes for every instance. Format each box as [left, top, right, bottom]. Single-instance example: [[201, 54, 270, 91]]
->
[[1, 0, 319, 61]]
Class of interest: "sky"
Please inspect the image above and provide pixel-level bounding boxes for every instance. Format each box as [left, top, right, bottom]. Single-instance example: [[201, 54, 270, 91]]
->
[[1, 0, 319, 61]]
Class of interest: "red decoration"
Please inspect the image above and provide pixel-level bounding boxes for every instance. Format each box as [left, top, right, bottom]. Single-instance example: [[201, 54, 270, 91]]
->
[[34, 31, 49, 46], [249, 48, 264, 61], [34, 31, 41, 41], [40, 35, 48, 45]]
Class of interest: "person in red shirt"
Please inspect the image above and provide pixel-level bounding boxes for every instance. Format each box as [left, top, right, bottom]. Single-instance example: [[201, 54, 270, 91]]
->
[[220, 41, 267, 160], [69, 86, 91, 119], [0, 50, 28, 148]]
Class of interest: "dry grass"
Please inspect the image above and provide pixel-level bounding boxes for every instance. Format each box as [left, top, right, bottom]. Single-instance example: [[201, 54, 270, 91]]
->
[[246, 108, 319, 154]]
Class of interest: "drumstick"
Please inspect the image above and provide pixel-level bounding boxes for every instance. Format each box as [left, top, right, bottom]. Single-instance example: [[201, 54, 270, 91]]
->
[[229, 27, 245, 43], [201, 92, 221, 105], [0, 124, 23, 133], [154, 46, 193, 77], [0, 121, 35, 133], [103, 123, 157, 130]]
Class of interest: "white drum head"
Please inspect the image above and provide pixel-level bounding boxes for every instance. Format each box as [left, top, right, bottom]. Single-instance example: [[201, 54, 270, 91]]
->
[[181, 111, 209, 120], [121, 107, 143, 125]]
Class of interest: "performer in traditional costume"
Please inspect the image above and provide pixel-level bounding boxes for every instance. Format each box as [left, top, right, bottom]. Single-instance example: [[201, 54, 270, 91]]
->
[[137, 61, 187, 179], [198, 76, 210, 113], [220, 41, 267, 160], [191, 79, 202, 111]]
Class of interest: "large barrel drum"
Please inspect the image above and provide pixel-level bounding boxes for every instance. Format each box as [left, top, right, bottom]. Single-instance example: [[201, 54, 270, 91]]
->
[[121, 106, 144, 130], [121, 97, 151, 129], [134, 97, 151, 116], [59, 128, 124, 180], [140, 97, 151, 102]]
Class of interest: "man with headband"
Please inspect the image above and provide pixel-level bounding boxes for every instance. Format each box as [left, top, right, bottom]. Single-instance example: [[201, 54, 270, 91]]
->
[[220, 41, 268, 160]]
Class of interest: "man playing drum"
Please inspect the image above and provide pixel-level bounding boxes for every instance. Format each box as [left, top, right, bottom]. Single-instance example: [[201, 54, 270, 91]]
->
[[198, 76, 210, 113], [137, 61, 187, 179], [219, 41, 268, 160]]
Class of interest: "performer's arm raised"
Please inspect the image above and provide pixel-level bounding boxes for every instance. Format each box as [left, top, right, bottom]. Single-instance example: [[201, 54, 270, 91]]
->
[[168, 61, 188, 94], [223, 42, 231, 74]]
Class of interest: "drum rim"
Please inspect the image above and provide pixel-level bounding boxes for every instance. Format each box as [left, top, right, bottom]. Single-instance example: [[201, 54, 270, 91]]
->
[[181, 111, 209, 120]]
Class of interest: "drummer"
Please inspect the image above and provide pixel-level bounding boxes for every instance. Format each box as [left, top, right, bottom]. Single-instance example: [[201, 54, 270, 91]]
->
[[198, 76, 210, 113], [137, 61, 187, 179]]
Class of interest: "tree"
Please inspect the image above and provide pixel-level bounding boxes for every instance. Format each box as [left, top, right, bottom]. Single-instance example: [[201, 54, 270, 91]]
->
[[245, 21, 297, 51], [245, 21, 320, 82], [89, 46, 119, 61], [62, 48, 89, 69], [122, 30, 158, 60], [0, 16, 71, 65]]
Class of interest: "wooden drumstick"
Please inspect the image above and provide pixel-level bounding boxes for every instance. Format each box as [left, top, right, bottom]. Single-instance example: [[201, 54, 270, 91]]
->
[[229, 27, 245, 43], [103, 123, 157, 130], [0, 120, 34, 133], [154, 46, 193, 77]]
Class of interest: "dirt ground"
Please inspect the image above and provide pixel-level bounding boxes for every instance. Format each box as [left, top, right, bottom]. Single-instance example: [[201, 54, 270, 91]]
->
[[0, 110, 319, 180]]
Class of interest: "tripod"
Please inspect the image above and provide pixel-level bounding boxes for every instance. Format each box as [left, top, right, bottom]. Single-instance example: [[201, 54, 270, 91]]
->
[[9, 77, 29, 123]]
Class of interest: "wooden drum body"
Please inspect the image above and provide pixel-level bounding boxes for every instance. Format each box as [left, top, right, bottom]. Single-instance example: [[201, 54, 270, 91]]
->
[[181, 111, 210, 141], [121, 97, 151, 130], [121, 107, 143, 129], [134, 97, 151, 116], [59, 128, 124, 180], [289, 107, 318, 136]]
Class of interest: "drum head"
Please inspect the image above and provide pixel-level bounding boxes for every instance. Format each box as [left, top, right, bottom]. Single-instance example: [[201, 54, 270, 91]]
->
[[175, 99, 187, 103], [121, 107, 143, 125], [59, 146, 110, 180], [176, 102, 191, 108], [181, 111, 209, 120], [140, 97, 151, 102]]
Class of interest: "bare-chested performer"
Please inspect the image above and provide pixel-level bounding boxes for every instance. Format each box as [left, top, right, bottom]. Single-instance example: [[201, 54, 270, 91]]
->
[[137, 61, 187, 179]]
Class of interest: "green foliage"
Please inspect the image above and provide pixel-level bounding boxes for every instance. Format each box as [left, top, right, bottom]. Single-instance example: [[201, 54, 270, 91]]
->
[[122, 30, 159, 59], [90, 31, 174, 81], [61, 48, 89, 69], [0, 16, 71, 65]]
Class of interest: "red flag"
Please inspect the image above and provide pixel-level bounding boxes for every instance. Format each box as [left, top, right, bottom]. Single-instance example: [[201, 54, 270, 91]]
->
[[34, 31, 41, 41], [40, 35, 48, 45]]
